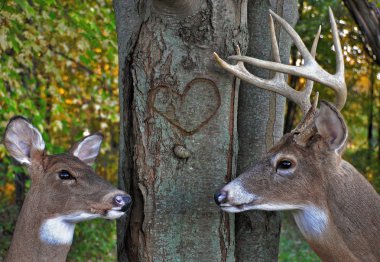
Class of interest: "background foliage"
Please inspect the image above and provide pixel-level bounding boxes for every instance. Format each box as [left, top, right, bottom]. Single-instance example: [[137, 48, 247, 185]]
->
[[0, 0, 119, 260], [0, 0, 378, 261]]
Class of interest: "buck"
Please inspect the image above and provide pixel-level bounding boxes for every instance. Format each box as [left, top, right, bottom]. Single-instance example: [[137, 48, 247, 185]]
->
[[3, 116, 132, 262], [214, 8, 380, 261]]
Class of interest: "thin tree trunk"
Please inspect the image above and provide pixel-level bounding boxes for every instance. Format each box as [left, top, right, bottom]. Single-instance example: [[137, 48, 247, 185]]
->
[[284, 0, 304, 134], [115, 1, 247, 260], [235, 1, 298, 261], [367, 65, 375, 163], [284, 46, 300, 134]]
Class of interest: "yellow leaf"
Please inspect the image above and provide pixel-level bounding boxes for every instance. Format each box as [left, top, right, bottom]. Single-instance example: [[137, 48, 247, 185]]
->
[[65, 99, 74, 104], [1, 183, 15, 199], [95, 67, 102, 75]]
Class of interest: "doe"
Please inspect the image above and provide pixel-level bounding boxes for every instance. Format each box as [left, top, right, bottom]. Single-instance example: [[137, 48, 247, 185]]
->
[[3, 116, 131, 262]]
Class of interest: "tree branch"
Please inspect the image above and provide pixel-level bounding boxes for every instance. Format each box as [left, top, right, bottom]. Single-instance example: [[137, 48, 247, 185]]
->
[[48, 45, 95, 75]]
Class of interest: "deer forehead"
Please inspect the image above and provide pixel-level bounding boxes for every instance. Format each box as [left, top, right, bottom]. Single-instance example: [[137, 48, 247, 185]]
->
[[40, 154, 94, 176], [45, 153, 89, 167], [268, 135, 304, 156]]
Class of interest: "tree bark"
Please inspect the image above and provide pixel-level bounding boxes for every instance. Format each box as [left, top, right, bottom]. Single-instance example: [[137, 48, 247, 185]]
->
[[114, 1, 247, 261], [114, 0, 297, 261], [114, 1, 143, 261], [235, 1, 298, 261]]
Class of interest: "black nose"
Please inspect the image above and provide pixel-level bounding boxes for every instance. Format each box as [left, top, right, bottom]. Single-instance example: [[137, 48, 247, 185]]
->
[[214, 191, 228, 205], [113, 194, 132, 212]]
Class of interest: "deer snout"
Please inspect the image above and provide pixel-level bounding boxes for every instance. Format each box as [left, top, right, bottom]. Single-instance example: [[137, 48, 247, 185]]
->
[[214, 181, 260, 213], [214, 191, 228, 205], [113, 194, 132, 212]]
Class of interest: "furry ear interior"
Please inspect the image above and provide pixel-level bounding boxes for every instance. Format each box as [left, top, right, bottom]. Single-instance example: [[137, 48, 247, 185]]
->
[[3, 116, 45, 165], [69, 133, 103, 166], [315, 101, 347, 154]]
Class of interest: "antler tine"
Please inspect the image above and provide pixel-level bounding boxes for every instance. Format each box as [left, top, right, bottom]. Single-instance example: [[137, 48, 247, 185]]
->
[[229, 8, 347, 110], [214, 14, 325, 116], [270, 15, 281, 63], [214, 49, 303, 110], [269, 14, 311, 115], [329, 7, 345, 80]]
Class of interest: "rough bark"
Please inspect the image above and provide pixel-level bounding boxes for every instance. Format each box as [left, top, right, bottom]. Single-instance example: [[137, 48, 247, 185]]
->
[[114, 1, 143, 261], [343, 0, 380, 65], [114, 0, 247, 261], [235, 0, 298, 261], [115, 0, 298, 261]]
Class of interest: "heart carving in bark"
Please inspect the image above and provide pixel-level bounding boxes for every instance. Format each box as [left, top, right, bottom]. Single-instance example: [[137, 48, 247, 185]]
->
[[150, 78, 221, 135]]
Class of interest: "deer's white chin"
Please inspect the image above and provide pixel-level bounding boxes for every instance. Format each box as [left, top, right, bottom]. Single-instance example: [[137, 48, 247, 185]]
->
[[39, 211, 121, 245], [105, 209, 126, 219], [220, 202, 304, 213], [40, 212, 104, 245], [220, 203, 258, 213], [220, 205, 247, 213]]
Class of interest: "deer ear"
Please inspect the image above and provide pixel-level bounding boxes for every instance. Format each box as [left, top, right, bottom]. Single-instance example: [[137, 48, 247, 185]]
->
[[315, 101, 347, 154], [70, 133, 103, 166], [3, 116, 45, 166]]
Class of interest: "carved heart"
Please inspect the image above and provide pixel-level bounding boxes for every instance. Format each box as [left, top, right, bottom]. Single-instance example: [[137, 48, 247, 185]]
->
[[150, 78, 221, 135]]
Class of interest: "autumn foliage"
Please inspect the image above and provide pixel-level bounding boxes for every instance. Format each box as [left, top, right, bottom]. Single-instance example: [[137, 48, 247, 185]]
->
[[0, 0, 379, 261]]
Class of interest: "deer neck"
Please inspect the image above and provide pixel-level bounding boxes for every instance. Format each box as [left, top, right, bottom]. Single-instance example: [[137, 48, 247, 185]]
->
[[292, 161, 380, 261], [6, 189, 72, 262]]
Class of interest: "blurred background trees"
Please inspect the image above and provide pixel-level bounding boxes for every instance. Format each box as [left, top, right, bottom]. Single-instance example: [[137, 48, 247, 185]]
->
[[0, 0, 119, 260], [0, 0, 379, 261]]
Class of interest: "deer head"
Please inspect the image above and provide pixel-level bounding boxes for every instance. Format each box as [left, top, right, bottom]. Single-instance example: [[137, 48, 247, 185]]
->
[[3, 116, 131, 261], [213, 8, 380, 261], [215, 100, 347, 212]]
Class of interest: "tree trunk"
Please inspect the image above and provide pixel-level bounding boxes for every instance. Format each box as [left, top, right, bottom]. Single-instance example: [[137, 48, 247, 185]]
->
[[343, 0, 380, 65], [235, 1, 298, 261], [367, 65, 375, 163], [114, 0, 297, 261], [114, 1, 246, 261], [283, 46, 300, 134], [284, 0, 304, 135]]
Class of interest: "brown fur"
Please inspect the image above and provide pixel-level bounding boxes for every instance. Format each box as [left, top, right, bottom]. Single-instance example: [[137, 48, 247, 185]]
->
[[3, 117, 130, 262], [218, 102, 380, 261]]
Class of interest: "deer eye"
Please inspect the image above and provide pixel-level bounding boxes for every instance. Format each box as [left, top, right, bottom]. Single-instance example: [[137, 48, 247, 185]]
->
[[277, 160, 292, 170], [58, 170, 74, 180], [276, 159, 295, 176]]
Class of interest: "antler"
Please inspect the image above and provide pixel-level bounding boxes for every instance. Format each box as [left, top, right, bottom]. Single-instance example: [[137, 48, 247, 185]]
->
[[214, 7, 346, 115]]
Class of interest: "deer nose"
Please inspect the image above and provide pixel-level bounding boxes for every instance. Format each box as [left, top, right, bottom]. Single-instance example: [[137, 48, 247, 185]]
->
[[113, 195, 132, 212], [214, 191, 228, 205]]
